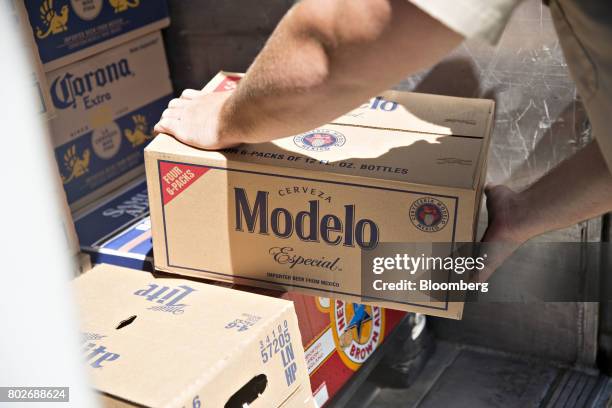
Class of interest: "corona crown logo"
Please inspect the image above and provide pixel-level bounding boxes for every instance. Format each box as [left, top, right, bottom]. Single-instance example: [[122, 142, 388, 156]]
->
[[35, 0, 69, 39]]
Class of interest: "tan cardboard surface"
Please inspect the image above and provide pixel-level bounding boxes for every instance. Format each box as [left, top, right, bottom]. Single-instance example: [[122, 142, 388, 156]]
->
[[199, 72, 494, 189], [145, 72, 494, 319], [74, 264, 314, 408]]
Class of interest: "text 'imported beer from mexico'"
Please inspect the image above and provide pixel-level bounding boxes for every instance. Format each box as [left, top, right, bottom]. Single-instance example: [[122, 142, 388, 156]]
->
[[145, 72, 495, 319]]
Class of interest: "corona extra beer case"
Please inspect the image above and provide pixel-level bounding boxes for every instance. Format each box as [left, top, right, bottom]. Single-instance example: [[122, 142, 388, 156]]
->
[[48, 31, 172, 211], [75, 264, 314, 408], [21, 0, 169, 72], [145, 72, 494, 319]]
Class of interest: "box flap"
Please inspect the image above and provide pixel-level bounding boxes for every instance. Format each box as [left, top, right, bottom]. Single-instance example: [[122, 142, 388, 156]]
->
[[333, 90, 493, 139]]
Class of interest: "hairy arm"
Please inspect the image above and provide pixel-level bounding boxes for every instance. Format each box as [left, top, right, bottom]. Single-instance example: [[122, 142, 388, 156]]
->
[[155, 0, 463, 148]]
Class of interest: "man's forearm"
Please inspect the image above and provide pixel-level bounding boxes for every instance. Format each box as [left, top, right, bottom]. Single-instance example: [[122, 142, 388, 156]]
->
[[219, 0, 463, 145]]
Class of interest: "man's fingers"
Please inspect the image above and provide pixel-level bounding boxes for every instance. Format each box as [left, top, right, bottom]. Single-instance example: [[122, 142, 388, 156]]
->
[[168, 98, 189, 108], [180, 89, 203, 99], [161, 108, 181, 119], [154, 117, 180, 135]]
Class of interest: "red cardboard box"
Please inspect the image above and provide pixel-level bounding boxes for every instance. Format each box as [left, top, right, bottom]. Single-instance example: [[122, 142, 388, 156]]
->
[[286, 293, 405, 406]]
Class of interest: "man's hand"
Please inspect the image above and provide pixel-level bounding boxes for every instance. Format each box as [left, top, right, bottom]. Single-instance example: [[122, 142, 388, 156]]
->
[[154, 90, 238, 150], [476, 141, 612, 282], [476, 185, 525, 282]]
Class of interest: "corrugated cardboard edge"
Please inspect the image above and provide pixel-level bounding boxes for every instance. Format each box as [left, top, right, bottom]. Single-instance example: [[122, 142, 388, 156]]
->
[[76, 252, 92, 275], [98, 392, 144, 408], [52, 165, 80, 256], [98, 380, 315, 408], [471, 100, 496, 240], [11, 0, 56, 120], [471, 100, 495, 190]]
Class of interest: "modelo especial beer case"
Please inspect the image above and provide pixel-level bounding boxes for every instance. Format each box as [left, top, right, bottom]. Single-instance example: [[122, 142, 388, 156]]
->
[[145, 72, 495, 319]]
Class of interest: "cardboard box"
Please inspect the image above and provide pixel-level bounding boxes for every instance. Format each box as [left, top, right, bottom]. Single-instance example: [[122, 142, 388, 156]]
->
[[9, 0, 55, 119], [145, 72, 494, 319], [74, 176, 153, 270], [77, 251, 92, 274], [48, 31, 173, 210], [48, 160, 80, 255], [74, 264, 314, 408], [290, 294, 405, 407], [20, 0, 169, 72]]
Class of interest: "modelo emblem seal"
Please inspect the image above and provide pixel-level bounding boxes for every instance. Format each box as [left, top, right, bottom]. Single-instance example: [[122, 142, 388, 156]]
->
[[293, 129, 345, 151], [409, 197, 449, 233]]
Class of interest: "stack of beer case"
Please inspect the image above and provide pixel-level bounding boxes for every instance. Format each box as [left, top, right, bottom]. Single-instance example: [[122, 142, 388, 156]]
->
[[71, 67, 495, 407], [15, 2, 405, 406], [73, 172, 406, 408]]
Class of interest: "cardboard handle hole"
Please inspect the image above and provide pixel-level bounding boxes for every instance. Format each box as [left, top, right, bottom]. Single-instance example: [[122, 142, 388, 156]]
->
[[116, 315, 137, 330], [224, 374, 268, 408]]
